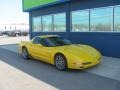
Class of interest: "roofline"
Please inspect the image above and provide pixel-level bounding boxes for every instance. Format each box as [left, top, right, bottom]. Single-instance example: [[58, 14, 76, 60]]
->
[[23, 0, 70, 12], [39, 35, 60, 38]]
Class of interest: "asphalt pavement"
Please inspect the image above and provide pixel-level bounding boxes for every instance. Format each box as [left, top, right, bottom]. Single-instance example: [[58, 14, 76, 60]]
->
[[0, 45, 120, 90]]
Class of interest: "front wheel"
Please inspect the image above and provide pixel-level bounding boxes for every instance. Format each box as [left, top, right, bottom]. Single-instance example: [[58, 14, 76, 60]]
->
[[22, 47, 29, 60], [54, 54, 67, 70]]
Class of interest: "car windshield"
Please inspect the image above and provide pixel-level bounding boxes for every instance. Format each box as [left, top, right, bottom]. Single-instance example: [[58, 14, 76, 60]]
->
[[43, 37, 72, 47]]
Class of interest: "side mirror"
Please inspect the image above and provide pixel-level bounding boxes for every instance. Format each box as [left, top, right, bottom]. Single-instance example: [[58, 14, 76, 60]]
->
[[33, 43, 43, 47], [38, 44, 43, 47]]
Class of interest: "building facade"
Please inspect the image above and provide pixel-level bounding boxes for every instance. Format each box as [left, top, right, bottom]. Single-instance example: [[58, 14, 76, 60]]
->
[[23, 0, 120, 58]]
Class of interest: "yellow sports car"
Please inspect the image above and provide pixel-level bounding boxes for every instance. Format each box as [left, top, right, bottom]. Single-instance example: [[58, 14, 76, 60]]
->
[[19, 35, 102, 70]]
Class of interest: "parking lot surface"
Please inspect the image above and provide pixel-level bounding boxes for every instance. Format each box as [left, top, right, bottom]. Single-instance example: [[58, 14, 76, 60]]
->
[[0, 36, 29, 45], [0, 40, 120, 90]]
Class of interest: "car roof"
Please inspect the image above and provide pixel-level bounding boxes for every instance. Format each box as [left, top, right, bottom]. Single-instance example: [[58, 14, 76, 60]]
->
[[39, 35, 60, 38]]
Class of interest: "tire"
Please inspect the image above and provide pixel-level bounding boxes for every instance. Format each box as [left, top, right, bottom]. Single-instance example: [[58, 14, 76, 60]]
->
[[22, 47, 29, 60], [54, 54, 67, 70]]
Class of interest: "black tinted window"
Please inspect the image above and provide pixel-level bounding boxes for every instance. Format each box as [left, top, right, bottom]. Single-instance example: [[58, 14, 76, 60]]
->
[[43, 37, 72, 47], [33, 37, 41, 44]]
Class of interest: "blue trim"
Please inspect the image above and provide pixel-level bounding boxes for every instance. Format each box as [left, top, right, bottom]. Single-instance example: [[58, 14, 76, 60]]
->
[[23, 0, 70, 12], [29, 0, 120, 58]]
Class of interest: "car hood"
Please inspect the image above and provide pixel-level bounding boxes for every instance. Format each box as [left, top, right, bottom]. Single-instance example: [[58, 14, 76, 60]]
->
[[64, 44, 101, 61]]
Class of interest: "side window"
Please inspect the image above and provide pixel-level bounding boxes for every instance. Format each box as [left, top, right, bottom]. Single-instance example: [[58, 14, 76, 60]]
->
[[54, 13, 66, 32], [32, 16, 42, 32], [114, 6, 120, 32], [72, 10, 89, 32], [91, 7, 113, 32], [42, 15, 53, 32], [33, 37, 41, 44]]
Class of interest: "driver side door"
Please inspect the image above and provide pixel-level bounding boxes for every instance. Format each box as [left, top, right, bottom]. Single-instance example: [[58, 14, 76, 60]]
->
[[30, 37, 52, 63]]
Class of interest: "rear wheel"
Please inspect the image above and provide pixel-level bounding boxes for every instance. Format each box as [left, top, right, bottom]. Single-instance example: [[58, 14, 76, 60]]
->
[[54, 54, 67, 70], [22, 47, 29, 60]]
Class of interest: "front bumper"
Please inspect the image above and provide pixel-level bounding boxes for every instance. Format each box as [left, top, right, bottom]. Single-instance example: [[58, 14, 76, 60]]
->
[[68, 56, 102, 69]]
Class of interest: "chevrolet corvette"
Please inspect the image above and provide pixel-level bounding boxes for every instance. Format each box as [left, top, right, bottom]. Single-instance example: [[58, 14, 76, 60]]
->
[[19, 35, 102, 70]]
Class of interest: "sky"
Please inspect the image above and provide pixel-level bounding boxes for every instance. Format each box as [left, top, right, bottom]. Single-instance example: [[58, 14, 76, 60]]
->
[[0, 0, 29, 25]]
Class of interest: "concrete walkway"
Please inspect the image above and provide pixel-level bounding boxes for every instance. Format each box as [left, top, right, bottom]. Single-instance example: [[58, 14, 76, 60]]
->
[[0, 60, 58, 90], [85, 56, 120, 81]]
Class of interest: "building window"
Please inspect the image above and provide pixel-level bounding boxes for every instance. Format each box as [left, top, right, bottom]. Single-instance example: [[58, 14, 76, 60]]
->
[[42, 15, 53, 32], [72, 10, 89, 32], [90, 7, 113, 32], [114, 6, 120, 32], [54, 13, 66, 32], [32, 16, 42, 32]]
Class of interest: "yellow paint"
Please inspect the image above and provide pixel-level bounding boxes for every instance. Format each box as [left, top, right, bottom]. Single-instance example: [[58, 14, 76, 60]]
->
[[19, 35, 102, 69]]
